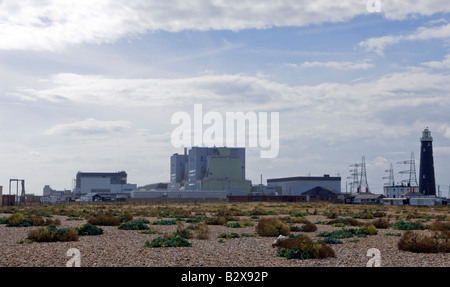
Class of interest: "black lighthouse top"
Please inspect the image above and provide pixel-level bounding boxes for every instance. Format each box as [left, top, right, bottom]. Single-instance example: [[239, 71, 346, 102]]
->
[[421, 127, 433, 142]]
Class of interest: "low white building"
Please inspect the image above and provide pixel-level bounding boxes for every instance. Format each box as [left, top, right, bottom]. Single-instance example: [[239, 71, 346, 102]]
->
[[73, 171, 137, 201], [40, 185, 75, 203], [383, 185, 419, 199]]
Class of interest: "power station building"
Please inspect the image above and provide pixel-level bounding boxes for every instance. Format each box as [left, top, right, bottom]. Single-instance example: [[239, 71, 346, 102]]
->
[[169, 147, 251, 193], [267, 174, 341, 196], [73, 171, 137, 201]]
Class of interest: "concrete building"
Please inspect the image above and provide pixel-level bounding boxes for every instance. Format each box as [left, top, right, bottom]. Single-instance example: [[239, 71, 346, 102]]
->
[[73, 171, 137, 201], [169, 147, 251, 193], [347, 193, 385, 204], [301, 186, 345, 203], [267, 174, 341, 196], [383, 184, 419, 199], [40, 185, 75, 203]]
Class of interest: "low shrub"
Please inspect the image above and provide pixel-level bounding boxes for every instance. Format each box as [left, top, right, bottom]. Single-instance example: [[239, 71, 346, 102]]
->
[[370, 218, 389, 229], [174, 224, 194, 239], [391, 220, 424, 230], [226, 222, 242, 228], [373, 211, 387, 218], [275, 235, 335, 260], [289, 225, 302, 232], [301, 221, 317, 232], [219, 232, 240, 239], [250, 206, 267, 216], [118, 219, 150, 230], [7, 213, 25, 227], [144, 236, 191, 248], [0, 217, 9, 224], [398, 230, 450, 253], [255, 218, 290, 237], [77, 223, 103, 236], [321, 237, 343, 244], [87, 213, 121, 226], [193, 222, 210, 240], [366, 224, 378, 235], [205, 216, 227, 225], [119, 212, 133, 222], [151, 219, 177, 225], [362, 212, 374, 220], [27, 225, 79, 242]]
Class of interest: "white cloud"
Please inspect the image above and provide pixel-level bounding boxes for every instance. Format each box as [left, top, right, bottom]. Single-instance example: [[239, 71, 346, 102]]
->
[[44, 118, 132, 136], [2, 0, 450, 51], [421, 54, 450, 69], [360, 23, 450, 55], [297, 59, 374, 70]]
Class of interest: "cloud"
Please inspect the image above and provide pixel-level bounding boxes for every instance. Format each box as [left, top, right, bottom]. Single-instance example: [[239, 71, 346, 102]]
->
[[2, 0, 450, 51], [294, 59, 374, 70], [12, 67, 450, 150], [44, 118, 132, 136], [421, 54, 450, 69], [360, 23, 450, 55]]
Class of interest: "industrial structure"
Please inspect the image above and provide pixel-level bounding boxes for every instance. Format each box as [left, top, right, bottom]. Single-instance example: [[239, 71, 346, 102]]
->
[[73, 171, 137, 201], [419, 127, 436, 196], [169, 146, 251, 193], [347, 156, 370, 193], [383, 152, 420, 199], [266, 174, 341, 196]]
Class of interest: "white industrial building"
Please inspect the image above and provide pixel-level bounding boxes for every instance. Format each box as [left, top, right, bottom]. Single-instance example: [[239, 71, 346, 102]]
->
[[74, 171, 137, 201]]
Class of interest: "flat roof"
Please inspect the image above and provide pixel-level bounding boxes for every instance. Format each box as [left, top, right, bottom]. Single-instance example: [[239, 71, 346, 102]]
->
[[267, 176, 341, 183]]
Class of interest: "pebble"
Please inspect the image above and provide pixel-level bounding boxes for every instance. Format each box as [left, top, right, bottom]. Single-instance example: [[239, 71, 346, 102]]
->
[[0, 214, 448, 267]]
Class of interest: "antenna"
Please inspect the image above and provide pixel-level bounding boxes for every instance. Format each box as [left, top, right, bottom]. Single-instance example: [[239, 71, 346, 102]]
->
[[397, 152, 418, 187], [347, 163, 361, 193], [383, 163, 395, 186], [358, 156, 370, 193]]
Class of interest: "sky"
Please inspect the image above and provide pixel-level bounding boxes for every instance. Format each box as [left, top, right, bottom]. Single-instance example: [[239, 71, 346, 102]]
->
[[1, 0, 450, 197]]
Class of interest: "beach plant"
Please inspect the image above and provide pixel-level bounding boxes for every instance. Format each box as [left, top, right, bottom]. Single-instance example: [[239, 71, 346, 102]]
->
[[77, 223, 103, 236], [118, 219, 150, 230], [255, 217, 290, 237], [144, 236, 191, 248], [87, 213, 121, 226], [275, 235, 335, 260], [27, 225, 78, 242]]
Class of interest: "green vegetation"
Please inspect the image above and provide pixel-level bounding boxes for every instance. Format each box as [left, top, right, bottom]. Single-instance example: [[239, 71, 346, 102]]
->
[[275, 235, 335, 260], [6, 213, 61, 227], [391, 220, 425, 230], [219, 232, 240, 239], [144, 236, 191, 248], [255, 217, 290, 237], [27, 225, 79, 242], [151, 219, 178, 225], [118, 219, 150, 230], [317, 225, 378, 240], [77, 223, 103, 236], [87, 213, 121, 226], [301, 221, 317, 232]]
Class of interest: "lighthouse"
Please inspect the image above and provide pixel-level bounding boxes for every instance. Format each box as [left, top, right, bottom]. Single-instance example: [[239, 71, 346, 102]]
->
[[419, 127, 436, 196]]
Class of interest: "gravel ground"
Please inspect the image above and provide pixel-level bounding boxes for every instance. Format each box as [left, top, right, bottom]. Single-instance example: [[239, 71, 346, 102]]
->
[[0, 213, 448, 267]]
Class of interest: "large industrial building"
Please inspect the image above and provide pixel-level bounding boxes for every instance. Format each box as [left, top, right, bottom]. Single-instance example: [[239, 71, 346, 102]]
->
[[168, 147, 251, 193], [267, 174, 341, 196], [73, 171, 137, 201]]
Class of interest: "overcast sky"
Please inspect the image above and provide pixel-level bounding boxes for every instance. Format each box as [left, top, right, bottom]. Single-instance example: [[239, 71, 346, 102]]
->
[[1, 0, 450, 196]]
